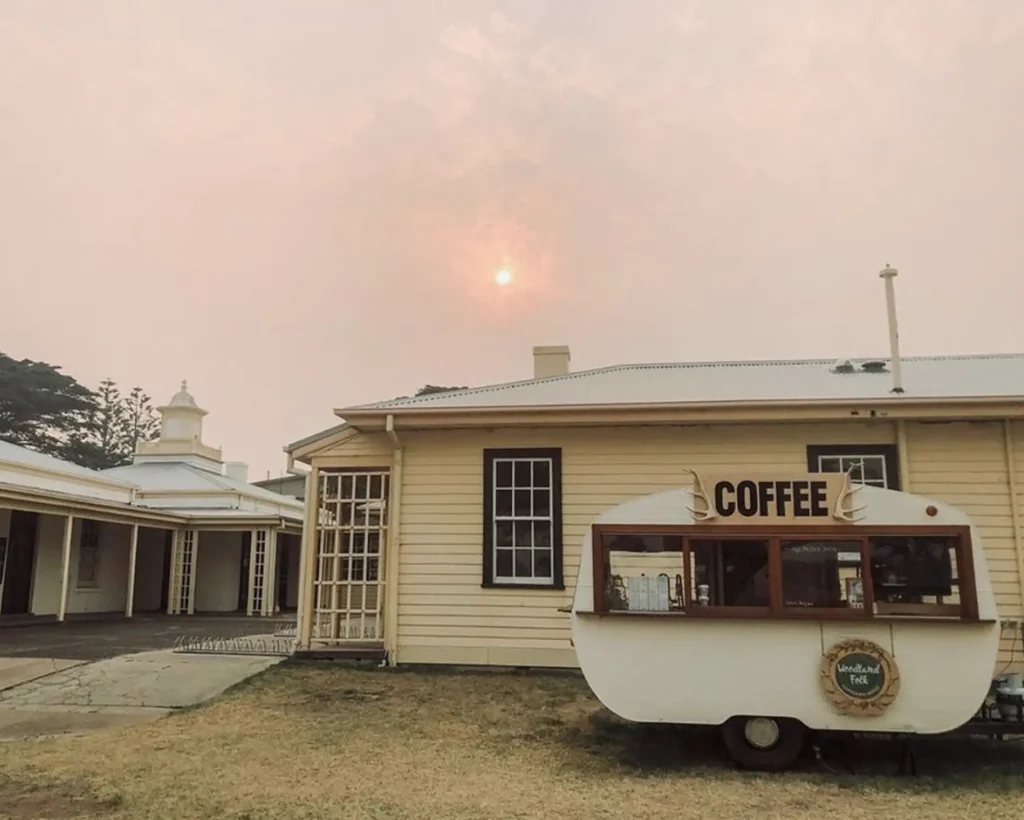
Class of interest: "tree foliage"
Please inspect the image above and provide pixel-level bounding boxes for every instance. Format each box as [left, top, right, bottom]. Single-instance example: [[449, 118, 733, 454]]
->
[[0, 353, 160, 470], [386, 385, 469, 403], [415, 385, 468, 396], [0, 354, 96, 456]]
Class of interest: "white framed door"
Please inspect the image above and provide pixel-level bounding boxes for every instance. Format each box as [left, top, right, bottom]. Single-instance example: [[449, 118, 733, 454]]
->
[[168, 529, 197, 615], [312, 470, 389, 643]]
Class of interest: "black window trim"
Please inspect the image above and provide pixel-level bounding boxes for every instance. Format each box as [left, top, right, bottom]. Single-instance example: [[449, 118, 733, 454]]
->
[[482, 447, 564, 590], [806, 444, 901, 491]]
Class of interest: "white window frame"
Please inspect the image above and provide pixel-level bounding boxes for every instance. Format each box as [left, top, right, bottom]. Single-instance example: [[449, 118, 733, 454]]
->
[[807, 444, 900, 490], [816, 453, 890, 488], [484, 448, 562, 588]]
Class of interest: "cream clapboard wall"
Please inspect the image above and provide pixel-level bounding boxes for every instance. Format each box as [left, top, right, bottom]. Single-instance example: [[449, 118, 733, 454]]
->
[[905, 420, 1023, 668], [312, 420, 1024, 672]]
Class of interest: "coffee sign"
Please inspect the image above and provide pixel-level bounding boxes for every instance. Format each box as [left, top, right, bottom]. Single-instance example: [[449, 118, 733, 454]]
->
[[820, 639, 900, 717], [692, 473, 849, 525]]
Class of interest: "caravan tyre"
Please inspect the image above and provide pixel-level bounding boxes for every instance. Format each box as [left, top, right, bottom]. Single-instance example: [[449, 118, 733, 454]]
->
[[721, 716, 806, 772]]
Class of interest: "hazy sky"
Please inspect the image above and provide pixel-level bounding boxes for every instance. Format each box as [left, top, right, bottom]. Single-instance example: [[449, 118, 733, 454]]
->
[[2, 1, 1023, 479]]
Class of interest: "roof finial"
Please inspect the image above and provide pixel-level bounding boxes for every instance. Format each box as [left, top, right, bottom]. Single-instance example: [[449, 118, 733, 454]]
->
[[181, 379, 188, 391]]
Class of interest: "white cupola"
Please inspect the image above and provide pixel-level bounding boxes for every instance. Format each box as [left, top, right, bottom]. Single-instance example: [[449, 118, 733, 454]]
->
[[133, 380, 223, 471], [158, 380, 207, 443]]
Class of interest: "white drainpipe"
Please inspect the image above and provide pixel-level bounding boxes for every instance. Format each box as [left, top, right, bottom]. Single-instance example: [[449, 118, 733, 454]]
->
[[879, 264, 904, 394], [384, 414, 404, 666]]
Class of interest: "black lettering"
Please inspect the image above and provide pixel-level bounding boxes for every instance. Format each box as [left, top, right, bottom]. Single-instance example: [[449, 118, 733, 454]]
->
[[793, 481, 810, 517], [810, 481, 828, 516], [776, 481, 793, 517], [737, 480, 758, 516], [714, 481, 736, 516], [758, 481, 774, 518]]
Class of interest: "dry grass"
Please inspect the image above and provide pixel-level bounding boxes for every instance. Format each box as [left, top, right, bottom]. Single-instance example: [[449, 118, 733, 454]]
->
[[0, 661, 1023, 820]]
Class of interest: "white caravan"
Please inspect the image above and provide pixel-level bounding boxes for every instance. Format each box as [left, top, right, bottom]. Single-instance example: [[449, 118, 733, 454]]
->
[[570, 471, 1018, 771]]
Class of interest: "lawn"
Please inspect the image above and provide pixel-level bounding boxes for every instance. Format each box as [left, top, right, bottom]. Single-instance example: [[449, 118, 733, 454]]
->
[[1, 661, 1023, 820]]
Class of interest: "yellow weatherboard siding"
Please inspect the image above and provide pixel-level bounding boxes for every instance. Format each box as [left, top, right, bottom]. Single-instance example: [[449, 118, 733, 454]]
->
[[310, 420, 1024, 673], [905, 421, 1023, 669]]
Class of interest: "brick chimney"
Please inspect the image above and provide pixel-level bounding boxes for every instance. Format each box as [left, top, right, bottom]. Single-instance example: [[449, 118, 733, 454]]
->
[[533, 345, 571, 379]]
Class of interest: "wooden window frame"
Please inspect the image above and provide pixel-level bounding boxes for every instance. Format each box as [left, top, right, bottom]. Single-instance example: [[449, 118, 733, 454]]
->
[[482, 448, 564, 590], [590, 524, 981, 622], [806, 444, 901, 490]]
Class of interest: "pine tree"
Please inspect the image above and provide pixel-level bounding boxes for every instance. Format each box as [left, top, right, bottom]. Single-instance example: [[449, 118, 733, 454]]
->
[[119, 386, 159, 457], [0, 353, 98, 458]]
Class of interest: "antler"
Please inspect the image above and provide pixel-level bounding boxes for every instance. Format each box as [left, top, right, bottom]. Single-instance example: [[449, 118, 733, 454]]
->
[[833, 467, 867, 522], [682, 468, 718, 521]]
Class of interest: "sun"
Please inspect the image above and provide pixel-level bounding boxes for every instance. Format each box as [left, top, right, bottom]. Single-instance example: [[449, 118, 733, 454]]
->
[[495, 268, 513, 287]]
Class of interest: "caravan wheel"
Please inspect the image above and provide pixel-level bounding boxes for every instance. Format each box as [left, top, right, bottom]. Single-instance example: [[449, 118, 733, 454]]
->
[[721, 716, 806, 772]]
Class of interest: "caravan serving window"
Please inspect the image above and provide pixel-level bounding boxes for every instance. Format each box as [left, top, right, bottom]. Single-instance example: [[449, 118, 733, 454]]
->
[[591, 525, 979, 621]]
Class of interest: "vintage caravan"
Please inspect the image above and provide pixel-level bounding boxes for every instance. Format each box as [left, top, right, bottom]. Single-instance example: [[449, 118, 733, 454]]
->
[[570, 469, 1019, 770]]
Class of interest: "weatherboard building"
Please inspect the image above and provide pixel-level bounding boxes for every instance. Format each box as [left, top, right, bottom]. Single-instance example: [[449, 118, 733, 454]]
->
[[287, 275, 1024, 675], [0, 383, 302, 622]]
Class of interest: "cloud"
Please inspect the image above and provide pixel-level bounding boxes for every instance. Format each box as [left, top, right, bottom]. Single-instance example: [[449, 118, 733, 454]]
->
[[2, 0, 1023, 475]]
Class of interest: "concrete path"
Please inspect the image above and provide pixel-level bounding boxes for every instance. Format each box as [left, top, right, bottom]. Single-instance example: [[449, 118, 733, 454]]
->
[[0, 648, 283, 740], [0, 658, 85, 691]]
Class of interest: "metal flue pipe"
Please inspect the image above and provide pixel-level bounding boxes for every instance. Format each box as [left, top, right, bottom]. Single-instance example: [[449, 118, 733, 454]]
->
[[879, 264, 904, 394]]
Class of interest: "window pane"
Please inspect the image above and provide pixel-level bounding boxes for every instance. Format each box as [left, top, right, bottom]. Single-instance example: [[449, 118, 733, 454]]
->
[[339, 502, 354, 526], [690, 539, 771, 608], [514, 549, 532, 577], [819, 456, 842, 473], [860, 457, 885, 484], [495, 521, 514, 548], [324, 474, 339, 499], [495, 489, 513, 517], [869, 535, 960, 613], [513, 520, 533, 548], [513, 461, 532, 487], [513, 490, 532, 516], [843, 458, 866, 482], [533, 521, 552, 548], [535, 549, 552, 579], [781, 540, 863, 609], [533, 460, 551, 488], [600, 533, 684, 612], [495, 460, 513, 488], [495, 548, 513, 577], [533, 489, 551, 517]]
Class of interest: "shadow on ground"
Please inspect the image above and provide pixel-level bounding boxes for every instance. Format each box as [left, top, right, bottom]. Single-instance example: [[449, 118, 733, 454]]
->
[[552, 707, 1024, 791], [271, 661, 1024, 793]]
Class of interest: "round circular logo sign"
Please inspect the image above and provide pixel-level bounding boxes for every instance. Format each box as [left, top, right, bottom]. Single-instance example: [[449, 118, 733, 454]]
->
[[820, 639, 900, 717], [833, 651, 886, 699]]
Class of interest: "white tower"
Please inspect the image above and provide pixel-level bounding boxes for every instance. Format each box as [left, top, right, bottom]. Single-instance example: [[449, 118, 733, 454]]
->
[[158, 381, 207, 443], [133, 381, 224, 471]]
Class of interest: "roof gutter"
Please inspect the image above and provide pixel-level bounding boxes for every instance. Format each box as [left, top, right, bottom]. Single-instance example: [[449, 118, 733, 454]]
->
[[335, 394, 1024, 418]]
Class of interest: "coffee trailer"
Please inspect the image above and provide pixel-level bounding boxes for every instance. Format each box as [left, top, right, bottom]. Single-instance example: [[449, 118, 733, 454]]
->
[[569, 470, 1024, 770]]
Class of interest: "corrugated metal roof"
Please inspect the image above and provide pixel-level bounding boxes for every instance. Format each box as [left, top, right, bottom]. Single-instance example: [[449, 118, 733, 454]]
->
[[102, 462, 304, 509], [0, 440, 135, 487], [284, 422, 349, 452], [163, 508, 303, 522], [344, 354, 1024, 412]]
